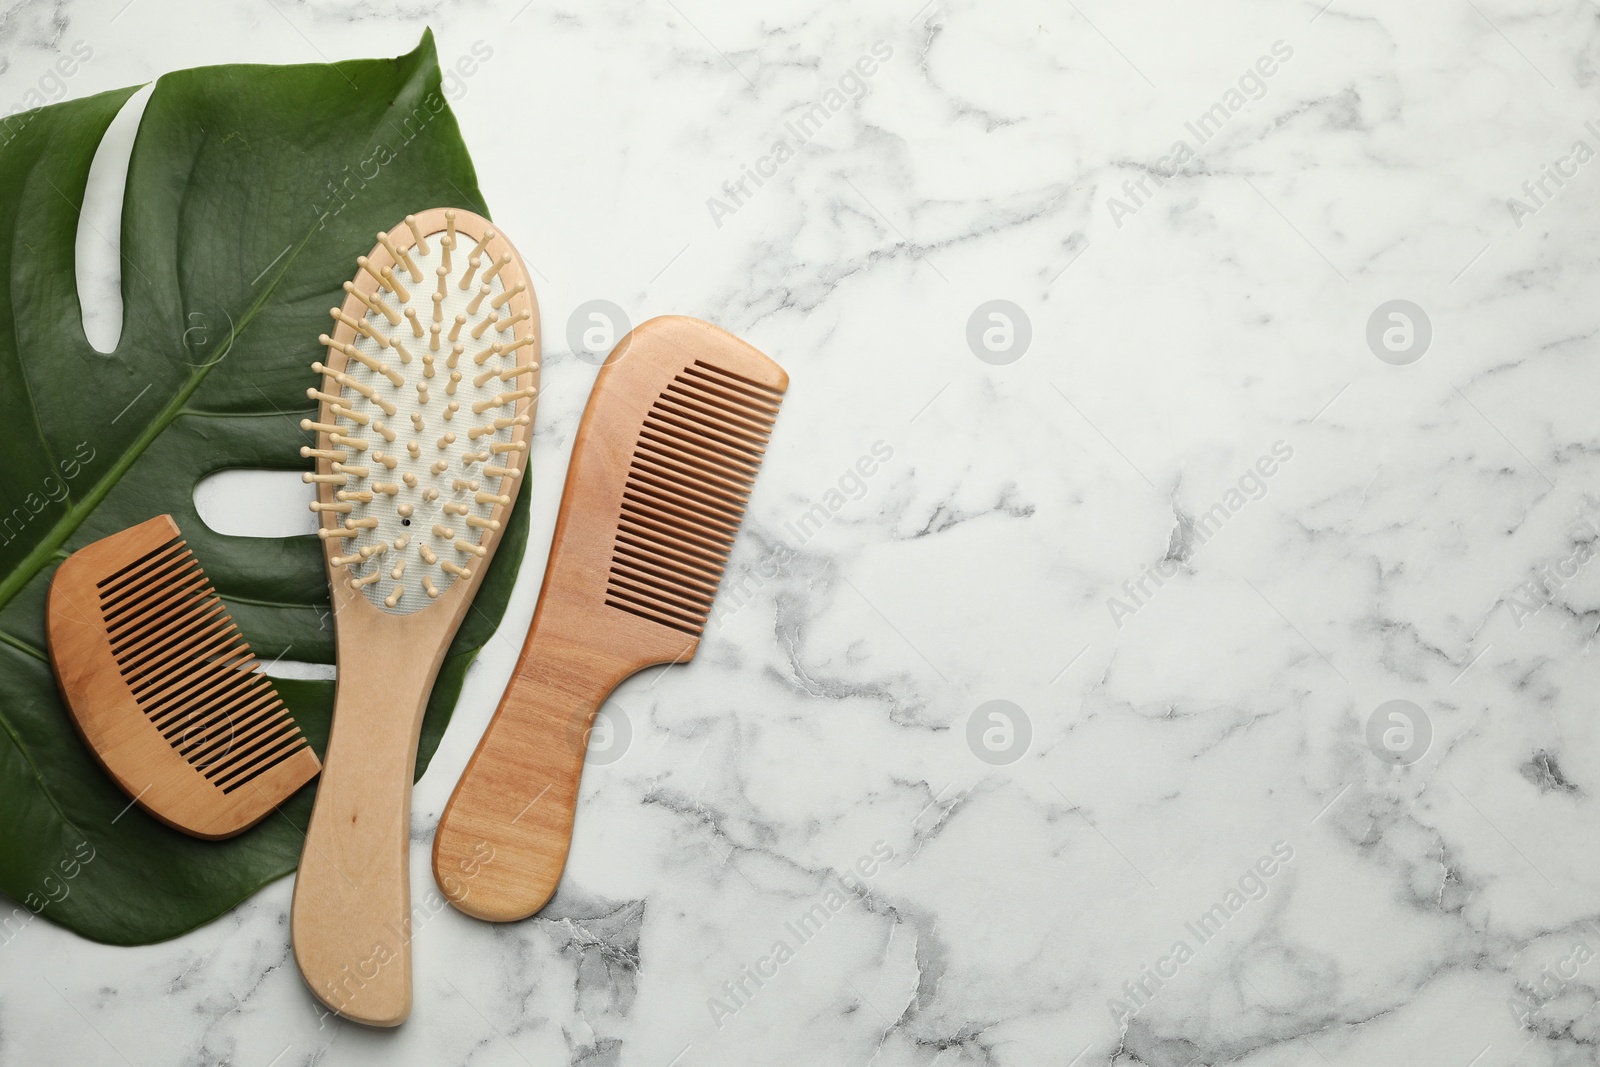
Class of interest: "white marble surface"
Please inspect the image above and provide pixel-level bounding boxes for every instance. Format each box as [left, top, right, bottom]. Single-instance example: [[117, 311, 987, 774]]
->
[[7, 0, 1600, 1063]]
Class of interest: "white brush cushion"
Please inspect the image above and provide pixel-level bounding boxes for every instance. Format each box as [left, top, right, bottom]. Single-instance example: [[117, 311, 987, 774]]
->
[[332, 232, 524, 615]]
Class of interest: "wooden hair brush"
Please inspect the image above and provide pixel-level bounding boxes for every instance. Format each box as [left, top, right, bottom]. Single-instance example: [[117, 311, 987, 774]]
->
[[290, 208, 539, 1026], [432, 315, 786, 922], [46, 514, 320, 839]]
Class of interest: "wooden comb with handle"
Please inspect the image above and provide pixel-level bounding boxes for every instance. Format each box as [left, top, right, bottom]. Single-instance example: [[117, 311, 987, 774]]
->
[[47, 514, 320, 839], [432, 316, 786, 921]]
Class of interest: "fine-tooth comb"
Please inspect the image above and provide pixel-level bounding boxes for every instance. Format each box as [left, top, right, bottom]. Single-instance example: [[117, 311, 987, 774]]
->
[[290, 208, 539, 1027], [46, 515, 320, 839], [432, 315, 786, 922]]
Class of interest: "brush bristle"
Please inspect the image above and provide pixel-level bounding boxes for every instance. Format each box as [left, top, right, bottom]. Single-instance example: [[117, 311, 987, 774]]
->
[[307, 210, 536, 615], [604, 360, 783, 635], [95, 537, 311, 794]]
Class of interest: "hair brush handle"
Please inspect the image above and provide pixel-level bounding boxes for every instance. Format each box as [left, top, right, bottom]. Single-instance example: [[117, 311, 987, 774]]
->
[[291, 642, 439, 1027], [432, 616, 645, 922]]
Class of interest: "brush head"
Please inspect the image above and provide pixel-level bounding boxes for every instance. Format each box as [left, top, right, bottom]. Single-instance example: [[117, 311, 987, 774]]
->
[[537, 315, 786, 663], [304, 208, 538, 615], [46, 515, 321, 839]]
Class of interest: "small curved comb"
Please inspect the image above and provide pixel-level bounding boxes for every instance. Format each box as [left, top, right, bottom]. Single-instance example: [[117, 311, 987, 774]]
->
[[47, 514, 320, 839]]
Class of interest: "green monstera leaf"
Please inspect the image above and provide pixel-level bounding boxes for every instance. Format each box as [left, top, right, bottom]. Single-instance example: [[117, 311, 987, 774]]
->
[[0, 31, 530, 945]]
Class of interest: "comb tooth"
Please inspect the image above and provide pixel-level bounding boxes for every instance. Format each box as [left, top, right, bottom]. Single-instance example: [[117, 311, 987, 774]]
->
[[216, 747, 311, 794], [615, 523, 730, 585], [95, 538, 189, 596], [620, 492, 745, 556], [120, 603, 241, 683], [615, 517, 731, 578], [210, 732, 304, 788], [615, 529, 728, 583], [164, 679, 274, 747], [169, 688, 276, 762], [619, 496, 735, 549], [614, 517, 733, 578], [601, 364, 783, 635], [657, 387, 776, 446], [140, 651, 254, 734], [688, 359, 786, 405], [638, 422, 763, 481], [638, 421, 762, 479], [607, 579, 713, 629], [627, 463, 747, 525], [188, 699, 291, 766], [605, 584, 707, 634], [108, 577, 220, 659], [610, 550, 720, 601], [633, 439, 758, 503], [622, 491, 740, 548], [679, 365, 783, 417], [632, 456, 754, 519], [103, 559, 208, 635], [682, 362, 784, 403], [606, 563, 715, 611], [99, 552, 197, 619], [665, 391, 777, 451], [213, 730, 312, 793], [140, 644, 256, 721], [186, 701, 288, 771], [628, 488, 745, 544], [202, 712, 301, 773], [110, 590, 223, 665], [650, 405, 767, 461], [126, 617, 243, 695], [145, 665, 259, 738]]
